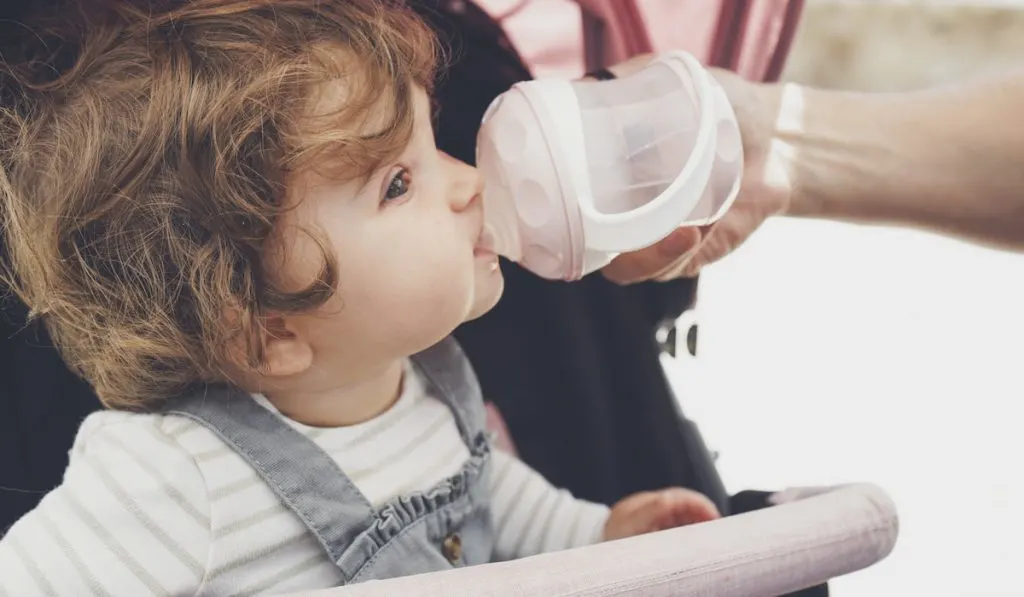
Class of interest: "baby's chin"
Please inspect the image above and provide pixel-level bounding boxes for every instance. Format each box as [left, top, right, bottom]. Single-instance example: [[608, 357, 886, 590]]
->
[[464, 268, 505, 323]]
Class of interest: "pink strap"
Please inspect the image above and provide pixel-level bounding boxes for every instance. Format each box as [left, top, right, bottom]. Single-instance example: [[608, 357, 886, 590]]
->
[[481, 0, 805, 83]]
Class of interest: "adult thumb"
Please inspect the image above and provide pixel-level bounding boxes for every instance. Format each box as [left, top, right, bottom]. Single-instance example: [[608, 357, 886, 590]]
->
[[602, 227, 702, 285]]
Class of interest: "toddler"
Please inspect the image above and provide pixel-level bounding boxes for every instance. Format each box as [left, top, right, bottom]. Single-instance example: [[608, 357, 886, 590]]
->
[[0, 1, 719, 595]]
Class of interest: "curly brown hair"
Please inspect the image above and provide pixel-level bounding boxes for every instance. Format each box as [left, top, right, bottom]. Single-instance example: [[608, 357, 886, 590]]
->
[[0, 0, 438, 410]]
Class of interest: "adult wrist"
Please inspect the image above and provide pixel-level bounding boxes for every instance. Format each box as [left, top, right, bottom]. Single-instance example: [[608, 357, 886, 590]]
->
[[738, 80, 809, 219], [761, 82, 884, 221]]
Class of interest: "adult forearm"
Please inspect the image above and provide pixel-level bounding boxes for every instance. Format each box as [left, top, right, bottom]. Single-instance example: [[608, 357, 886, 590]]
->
[[771, 72, 1024, 249]]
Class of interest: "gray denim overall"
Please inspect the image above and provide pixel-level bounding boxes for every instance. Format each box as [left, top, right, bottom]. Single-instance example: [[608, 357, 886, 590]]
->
[[163, 337, 496, 585]]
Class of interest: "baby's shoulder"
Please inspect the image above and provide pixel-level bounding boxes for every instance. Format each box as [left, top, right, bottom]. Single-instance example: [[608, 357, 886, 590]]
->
[[70, 408, 229, 467]]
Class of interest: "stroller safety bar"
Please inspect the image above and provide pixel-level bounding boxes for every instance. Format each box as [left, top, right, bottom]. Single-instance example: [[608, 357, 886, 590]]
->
[[287, 483, 898, 597]]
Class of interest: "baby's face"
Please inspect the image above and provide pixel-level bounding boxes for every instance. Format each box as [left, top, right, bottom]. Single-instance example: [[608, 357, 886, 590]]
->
[[271, 86, 504, 378]]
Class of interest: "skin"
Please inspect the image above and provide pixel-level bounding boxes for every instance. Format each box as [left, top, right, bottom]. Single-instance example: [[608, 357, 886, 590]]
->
[[602, 61, 1024, 284], [249, 88, 503, 427], [241, 84, 719, 540]]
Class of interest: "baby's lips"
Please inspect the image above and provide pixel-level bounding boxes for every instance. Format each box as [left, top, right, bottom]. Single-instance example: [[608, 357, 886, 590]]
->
[[476, 224, 497, 253]]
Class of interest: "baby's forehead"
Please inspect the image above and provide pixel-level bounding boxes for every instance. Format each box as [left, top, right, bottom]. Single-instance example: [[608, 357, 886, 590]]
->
[[298, 78, 431, 173]]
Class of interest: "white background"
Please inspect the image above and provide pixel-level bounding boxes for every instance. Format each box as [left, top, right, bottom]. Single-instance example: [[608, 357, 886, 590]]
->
[[664, 218, 1024, 596]]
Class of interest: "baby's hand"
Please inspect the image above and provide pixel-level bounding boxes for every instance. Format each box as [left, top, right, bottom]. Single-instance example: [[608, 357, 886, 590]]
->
[[603, 488, 721, 541]]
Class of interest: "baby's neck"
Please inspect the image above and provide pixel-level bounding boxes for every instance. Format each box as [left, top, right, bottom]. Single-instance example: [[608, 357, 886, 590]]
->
[[261, 359, 405, 428]]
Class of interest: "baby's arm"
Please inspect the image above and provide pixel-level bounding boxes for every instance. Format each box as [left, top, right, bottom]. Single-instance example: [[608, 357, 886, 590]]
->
[[0, 417, 211, 596], [488, 450, 721, 560], [488, 449, 609, 560]]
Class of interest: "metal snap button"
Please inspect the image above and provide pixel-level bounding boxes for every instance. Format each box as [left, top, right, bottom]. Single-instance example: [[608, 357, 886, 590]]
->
[[686, 323, 698, 356], [656, 321, 677, 357], [442, 533, 463, 564]]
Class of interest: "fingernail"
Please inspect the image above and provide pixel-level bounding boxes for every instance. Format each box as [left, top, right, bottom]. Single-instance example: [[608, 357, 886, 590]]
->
[[660, 229, 694, 257]]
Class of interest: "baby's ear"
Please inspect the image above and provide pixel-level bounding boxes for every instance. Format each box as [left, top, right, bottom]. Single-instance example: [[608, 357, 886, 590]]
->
[[224, 307, 313, 381], [255, 314, 314, 378]]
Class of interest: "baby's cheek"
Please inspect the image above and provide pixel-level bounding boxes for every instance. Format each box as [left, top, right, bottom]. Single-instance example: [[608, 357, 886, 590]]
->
[[407, 265, 475, 319], [370, 283, 471, 356], [377, 254, 473, 324]]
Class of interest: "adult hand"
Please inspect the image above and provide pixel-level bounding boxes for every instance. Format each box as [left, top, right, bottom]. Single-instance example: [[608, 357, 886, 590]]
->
[[602, 68, 792, 284]]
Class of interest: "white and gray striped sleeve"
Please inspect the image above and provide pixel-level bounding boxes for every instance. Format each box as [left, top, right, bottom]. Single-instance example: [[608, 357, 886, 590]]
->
[[0, 418, 212, 597], [487, 449, 609, 561]]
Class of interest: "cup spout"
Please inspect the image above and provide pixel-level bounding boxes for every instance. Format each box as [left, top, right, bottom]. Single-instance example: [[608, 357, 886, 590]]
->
[[481, 184, 522, 262]]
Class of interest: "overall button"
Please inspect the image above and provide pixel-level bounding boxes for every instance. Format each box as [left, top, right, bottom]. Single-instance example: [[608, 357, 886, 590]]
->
[[442, 533, 463, 564]]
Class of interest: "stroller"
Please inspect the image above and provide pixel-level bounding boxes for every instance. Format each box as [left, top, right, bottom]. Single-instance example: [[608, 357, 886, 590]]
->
[[0, 0, 898, 595]]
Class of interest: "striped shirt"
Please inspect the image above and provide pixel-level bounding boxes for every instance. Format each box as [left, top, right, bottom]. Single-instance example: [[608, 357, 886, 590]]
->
[[0, 361, 609, 596]]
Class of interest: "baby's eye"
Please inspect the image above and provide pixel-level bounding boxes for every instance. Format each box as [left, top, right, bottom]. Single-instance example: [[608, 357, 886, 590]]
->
[[384, 168, 411, 202]]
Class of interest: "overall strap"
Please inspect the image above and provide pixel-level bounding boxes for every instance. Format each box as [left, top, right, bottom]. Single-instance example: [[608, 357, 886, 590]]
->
[[410, 337, 487, 445], [163, 385, 375, 567]]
